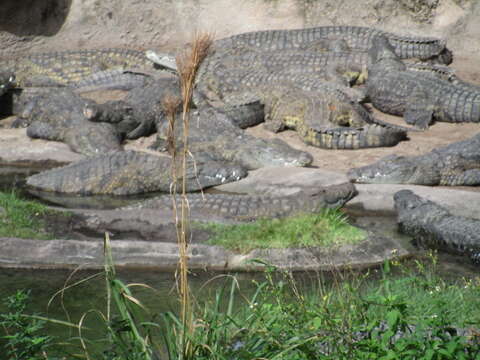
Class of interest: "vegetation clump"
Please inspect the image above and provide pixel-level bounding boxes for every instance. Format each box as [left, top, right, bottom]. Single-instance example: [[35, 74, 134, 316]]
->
[[203, 209, 367, 253], [2, 256, 480, 359], [0, 191, 55, 240]]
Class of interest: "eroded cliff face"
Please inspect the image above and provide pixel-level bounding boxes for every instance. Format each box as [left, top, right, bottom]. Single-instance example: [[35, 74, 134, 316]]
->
[[0, 0, 478, 58]]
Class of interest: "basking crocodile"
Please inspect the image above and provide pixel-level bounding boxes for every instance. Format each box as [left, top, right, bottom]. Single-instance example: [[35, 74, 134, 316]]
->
[[195, 64, 409, 149], [26, 150, 247, 196], [16, 88, 122, 156], [394, 190, 480, 264], [347, 133, 480, 185], [84, 74, 182, 139], [96, 182, 358, 224], [366, 36, 480, 129], [196, 49, 370, 92], [153, 106, 314, 170], [0, 48, 175, 90], [262, 84, 408, 149], [212, 26, 452, 64]]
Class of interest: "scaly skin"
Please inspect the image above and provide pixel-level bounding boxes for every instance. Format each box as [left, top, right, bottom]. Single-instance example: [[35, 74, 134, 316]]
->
[[154, 106, 314, 170], [197, 49, 370, 91], [367, 36, 480, 129], [26, 150, 248, 196], [0, 48, 165, 88], [347, 133, 480, 186], [84, 75, 181, 139], [120, 182, 358, 222], [213, 26, 452, 64], [17, 88, 122, 156], [262, 84, 407, 149], [196, 60, 408, 149], [394, 190, 480, 264]]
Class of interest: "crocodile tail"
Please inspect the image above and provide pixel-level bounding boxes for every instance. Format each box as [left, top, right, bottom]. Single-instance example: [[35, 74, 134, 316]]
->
[[304, 124, 407, 149], [385, 32, 451, 64]]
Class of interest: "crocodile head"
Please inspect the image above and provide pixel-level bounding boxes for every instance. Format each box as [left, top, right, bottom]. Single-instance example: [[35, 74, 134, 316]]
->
[[347, 154, 418, 184], [302, 182, 358, 209], [234, 137, 314, 170], [187, 159, 248, 188]]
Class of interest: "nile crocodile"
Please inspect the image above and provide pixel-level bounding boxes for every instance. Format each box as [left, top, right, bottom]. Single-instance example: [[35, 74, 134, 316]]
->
[[211, 26, 452, 64], [84, 74, 182, 140], [87, 182, 358, 227], [26, 150, 247, 196], [394, 190, 480, 264], [366, 36, 480, 129], [347, 133, 480, 186], [262, 84, 408, 149], [16, 88, 122, 156], [153, 106, 313, 170], [195, 63, 409, 149], [0, 48, 174, 90]]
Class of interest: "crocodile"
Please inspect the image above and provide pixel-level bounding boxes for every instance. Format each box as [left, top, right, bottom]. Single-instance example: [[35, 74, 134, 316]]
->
[[196, 49, 371, 92], [153, 106, 314, 170], [26, 150, 247, 196], [195, 63, 409, 149], [347, 133, 480, 185], [87, 182, 358, 226], [16, 88, 122, 156], [0, 48, 175, 90], [211, 26, 452, 64], [394, 189, 480, 264], [84, 74, 182, 139], [261, 84, 408, 149], [366, 35, 480, 129]]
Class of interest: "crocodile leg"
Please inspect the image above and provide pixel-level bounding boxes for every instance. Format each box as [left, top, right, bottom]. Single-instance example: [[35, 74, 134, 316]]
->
[[404, 88, 435, 129]]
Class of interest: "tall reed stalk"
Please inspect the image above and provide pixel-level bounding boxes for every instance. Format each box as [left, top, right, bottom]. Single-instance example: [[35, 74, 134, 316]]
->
[[168, 32, 213, 359]]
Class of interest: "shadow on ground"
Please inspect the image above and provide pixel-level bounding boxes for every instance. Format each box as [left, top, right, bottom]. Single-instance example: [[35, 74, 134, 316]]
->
[[0, 0, 72, 36]]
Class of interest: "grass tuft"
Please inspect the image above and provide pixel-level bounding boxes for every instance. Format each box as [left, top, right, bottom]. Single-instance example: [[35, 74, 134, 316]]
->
[[0, 190, 54, 240], [203, 209, 367, 253]]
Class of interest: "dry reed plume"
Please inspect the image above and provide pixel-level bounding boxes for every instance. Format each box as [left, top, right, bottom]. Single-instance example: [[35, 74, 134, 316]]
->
[[165, 31, 213, 359]]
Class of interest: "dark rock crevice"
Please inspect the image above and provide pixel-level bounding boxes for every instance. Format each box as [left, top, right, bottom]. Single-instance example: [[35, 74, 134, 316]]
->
[[0, 0, 71, 36]]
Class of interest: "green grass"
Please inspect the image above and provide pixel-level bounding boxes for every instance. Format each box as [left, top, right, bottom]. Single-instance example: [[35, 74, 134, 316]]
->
[[0, 190, 55, 240], [3, 255, 480, 359], [202, 209, 367, 253]]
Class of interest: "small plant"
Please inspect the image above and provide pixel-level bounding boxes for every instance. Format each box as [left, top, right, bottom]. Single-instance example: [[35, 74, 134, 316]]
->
[[0, 190, 54, 239], [0, 289, 54, 360], [202, 209, 366, 252], [76, 234, 161, 360]]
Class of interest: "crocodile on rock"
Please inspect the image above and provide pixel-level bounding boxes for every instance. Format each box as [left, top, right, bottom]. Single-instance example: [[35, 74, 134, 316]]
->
[[394, 190, 480, 264], [366, 36, 480, 129], [74, 182, 358, 236], [261, 84, 408, 149], [0, 48, 175, 91], [153, 106, 314, 170], [26, 150, 247, 196], [195, 62, 409, 149], [211, 26, 452, 65], [347, 133, 480, 186], [16, 88, 123, 156], [84, 74, 182, 140]]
